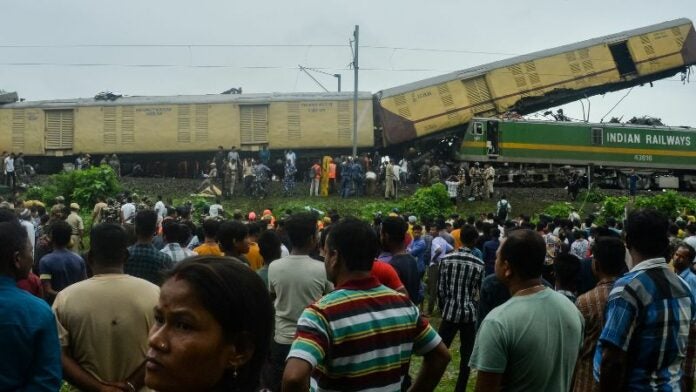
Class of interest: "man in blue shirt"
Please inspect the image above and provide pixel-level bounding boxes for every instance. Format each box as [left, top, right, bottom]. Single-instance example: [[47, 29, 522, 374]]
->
[[481, 228, 500, 276], [408, 224, 427, 275], [674, 243, 696, 292], [596, 209, 696, 391], [39, 220, 87, 304], [0, 220, 61, 391]]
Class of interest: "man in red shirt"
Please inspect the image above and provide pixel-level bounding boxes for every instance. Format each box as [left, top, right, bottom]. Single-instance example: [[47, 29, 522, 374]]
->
[[328, 159, 337, 195]]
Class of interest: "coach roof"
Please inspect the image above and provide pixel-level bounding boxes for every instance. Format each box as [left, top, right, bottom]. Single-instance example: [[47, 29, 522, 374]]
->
[[1, 91, 373, 109]]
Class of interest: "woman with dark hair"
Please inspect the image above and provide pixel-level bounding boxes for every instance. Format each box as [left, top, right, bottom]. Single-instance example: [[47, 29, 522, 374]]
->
[[145, 256, 273, 392]]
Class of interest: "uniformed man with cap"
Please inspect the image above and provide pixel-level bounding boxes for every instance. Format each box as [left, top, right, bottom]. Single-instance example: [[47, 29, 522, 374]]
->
[[65, 203, 84, 252]]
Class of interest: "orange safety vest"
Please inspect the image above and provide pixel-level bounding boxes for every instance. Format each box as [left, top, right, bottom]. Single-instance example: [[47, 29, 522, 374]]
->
[[329, 163, 336, 179]]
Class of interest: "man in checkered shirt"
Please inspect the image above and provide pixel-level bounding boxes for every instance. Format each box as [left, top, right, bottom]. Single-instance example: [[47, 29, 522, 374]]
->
[[595, 209, 696, 391]]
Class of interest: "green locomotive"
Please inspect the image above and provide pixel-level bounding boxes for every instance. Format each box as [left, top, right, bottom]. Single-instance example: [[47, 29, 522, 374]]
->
[[459, 118, 696, 189]]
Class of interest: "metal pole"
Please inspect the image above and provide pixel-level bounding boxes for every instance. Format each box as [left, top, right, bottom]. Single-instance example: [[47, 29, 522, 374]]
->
[[335, 74, 341, 92], [352, 25, 359, 157]]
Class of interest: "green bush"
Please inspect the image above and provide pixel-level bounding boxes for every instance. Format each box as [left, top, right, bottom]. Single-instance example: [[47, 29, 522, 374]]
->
[[578, 186, 607, 203], [25, 185, 59, 203], [541, 202, 573, 219], [70, 165, 121, 206], [402, 183, 453, 220], [633, 190, 696, 219], [596, 196, 629, 225], [28, 165, 121, 207]]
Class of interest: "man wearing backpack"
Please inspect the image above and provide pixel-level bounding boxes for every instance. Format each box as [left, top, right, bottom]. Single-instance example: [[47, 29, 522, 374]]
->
[[496, 195, 511, 222]]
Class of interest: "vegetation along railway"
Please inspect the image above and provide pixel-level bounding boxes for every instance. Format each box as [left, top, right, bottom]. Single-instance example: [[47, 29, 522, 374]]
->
[[0, 18, 694, 186]]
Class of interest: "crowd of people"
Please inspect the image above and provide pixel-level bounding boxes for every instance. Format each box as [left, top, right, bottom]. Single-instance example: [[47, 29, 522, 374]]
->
[[2, 181, 696, 391], [196, 145, 507, 204]]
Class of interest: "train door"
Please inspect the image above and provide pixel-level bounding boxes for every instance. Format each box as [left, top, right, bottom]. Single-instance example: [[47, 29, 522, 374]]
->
[[45, 109, 74, 155], [486, 120, 500, 157], [608, 42, 637, 77], [239, 105, 269, 148]]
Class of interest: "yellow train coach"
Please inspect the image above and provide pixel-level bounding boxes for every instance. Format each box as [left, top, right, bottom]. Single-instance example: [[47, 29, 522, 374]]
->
[[0, 92, 374, 160], [375, 18, 696, 145]]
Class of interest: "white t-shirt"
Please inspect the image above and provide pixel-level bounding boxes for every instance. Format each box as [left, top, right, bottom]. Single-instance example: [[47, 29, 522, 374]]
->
[[400, 159, 408, 173], [392, 164, 401, 178], [121, 203, 136, 223], [4, 157, 14, 172], [285, 151, 296, 166], [154, 201, 166, 219], [209, 204, 223, 217]]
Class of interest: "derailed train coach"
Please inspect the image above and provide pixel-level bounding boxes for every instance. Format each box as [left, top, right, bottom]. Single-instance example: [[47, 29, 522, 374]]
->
[[459, 118, 696, 190], [374, 18, 696, 146], [0, 92, 374, 174]]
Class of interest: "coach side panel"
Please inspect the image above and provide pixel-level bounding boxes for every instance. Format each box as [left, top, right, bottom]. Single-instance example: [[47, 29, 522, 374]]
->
[[266, 98, 373, 150]]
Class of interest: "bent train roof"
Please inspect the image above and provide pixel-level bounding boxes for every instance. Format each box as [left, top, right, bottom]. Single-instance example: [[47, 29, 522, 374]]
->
[[377, 18, 693, 98]]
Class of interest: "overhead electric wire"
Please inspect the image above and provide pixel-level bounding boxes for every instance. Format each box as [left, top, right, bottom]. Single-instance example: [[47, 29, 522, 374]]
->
[[600, 87, 634, 122], [0, 61, 691, 85]]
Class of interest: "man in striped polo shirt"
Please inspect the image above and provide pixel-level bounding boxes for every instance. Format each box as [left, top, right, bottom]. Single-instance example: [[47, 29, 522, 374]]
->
[[283, 218, 451, 392]]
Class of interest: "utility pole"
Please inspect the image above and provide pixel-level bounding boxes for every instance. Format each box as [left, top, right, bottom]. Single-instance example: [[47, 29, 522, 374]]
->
[[352, 25, 359, 157]]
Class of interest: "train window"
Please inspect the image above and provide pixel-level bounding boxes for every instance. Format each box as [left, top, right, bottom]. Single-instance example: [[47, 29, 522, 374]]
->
[[591, 127, 603, 145], [474, 122, 483, 135]]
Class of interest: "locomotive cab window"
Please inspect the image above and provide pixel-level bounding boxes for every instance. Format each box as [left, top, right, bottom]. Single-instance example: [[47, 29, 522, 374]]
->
[[473, 122, 484, 136], [591, 127, 603, 145]]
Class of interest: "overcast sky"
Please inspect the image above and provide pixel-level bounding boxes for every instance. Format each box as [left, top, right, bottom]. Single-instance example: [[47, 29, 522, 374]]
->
[[1, 0, 694, 126]]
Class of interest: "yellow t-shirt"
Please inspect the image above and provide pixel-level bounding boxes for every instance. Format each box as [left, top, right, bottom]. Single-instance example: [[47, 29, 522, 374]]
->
[[246, 242, 264, 271], [194, 242, 223, 256], [450, 228, 463, 250]]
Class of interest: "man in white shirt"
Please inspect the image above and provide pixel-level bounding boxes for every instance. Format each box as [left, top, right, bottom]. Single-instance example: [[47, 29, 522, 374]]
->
[[392, 161, 402, 191], [120, 197, 136, 225], [399, 158, 409, 184], [154, 195, 166, 220], [285, 149, 296, 167], [208, 199, 224, 218], [4, 153, 15, 189]]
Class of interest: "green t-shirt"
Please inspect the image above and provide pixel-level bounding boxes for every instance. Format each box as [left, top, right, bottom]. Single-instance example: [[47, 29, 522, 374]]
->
[[469, 288, 584, 392]]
